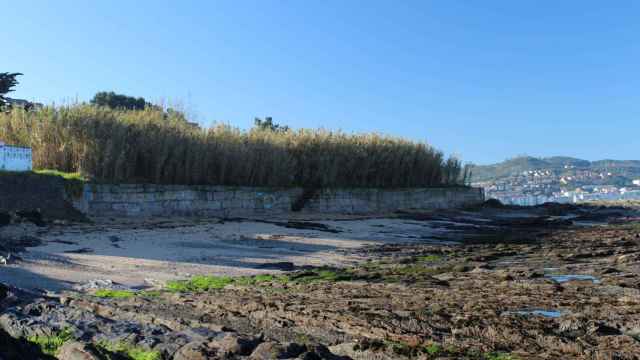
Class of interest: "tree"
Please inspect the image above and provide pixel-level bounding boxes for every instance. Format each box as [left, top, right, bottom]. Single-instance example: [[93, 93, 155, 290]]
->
[[90, 91, 151, 110], [254, 117, 289, 132], [0, 72, 23, 109]]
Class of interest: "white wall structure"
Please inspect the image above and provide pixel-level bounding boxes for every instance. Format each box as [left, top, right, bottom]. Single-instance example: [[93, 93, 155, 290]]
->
[[0, 142, 33, 171]]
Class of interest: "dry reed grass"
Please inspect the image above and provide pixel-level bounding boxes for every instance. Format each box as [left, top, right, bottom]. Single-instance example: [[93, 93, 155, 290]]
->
[[0, 105, 468, 187]]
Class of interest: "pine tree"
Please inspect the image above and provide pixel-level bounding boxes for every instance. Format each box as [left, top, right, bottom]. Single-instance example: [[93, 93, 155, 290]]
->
[[0, 72, 22, 109]]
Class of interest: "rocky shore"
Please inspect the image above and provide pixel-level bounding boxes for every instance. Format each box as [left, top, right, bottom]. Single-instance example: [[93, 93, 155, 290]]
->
[[1, 203, 639, 359]]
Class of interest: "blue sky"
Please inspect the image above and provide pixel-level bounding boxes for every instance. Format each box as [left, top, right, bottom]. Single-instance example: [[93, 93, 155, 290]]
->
[[2, 1, 639, 164]]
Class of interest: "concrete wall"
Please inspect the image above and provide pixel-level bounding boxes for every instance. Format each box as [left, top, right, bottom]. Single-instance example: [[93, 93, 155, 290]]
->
[[0, 145, 32, 172], [74, 184, 485, 217]]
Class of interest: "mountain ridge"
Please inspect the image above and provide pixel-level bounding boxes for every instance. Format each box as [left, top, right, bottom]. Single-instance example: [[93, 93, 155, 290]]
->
[[471, 156, 640, 182]]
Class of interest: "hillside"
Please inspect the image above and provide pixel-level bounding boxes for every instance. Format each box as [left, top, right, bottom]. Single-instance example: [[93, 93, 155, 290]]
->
[[472, 156, 640, 182]]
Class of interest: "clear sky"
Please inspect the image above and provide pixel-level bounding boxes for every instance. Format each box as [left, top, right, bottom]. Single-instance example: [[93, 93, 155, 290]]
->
[[2, 1, 639, 164]]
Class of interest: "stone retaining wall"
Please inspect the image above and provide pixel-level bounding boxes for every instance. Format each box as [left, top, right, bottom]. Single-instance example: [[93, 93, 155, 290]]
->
[[74, 184, 484, 217]]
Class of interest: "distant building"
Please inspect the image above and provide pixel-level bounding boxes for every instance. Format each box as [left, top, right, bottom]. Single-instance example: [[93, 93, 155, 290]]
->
[[633, 179, 640, 186], [4, 97, 44, 110], [0, 141, 32, 171]]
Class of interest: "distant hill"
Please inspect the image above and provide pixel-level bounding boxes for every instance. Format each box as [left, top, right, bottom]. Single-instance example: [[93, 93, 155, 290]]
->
[[471, 156, 640, 182]]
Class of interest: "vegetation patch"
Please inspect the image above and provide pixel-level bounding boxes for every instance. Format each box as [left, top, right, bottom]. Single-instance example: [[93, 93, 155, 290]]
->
[[392, 264, 456, 277], [33, 169, 86, 197], [165, 261, 469, 293], [27, 328, 74, 356], [93, 289, 162, 299], [95, 340, 161, 360], [165, 274, 291, 292], [166, 269, 362, 293], [33, 169, 85, 182], [375, 340, 518, 360], [288, 269, 356, 284], [166, 275, 235, 292], [94, 289, 136, 299], [383, 340, 445, 358], [424, 343, 443, 356]]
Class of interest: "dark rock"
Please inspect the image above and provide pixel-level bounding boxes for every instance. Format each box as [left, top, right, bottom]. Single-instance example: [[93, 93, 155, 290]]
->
[[497, 216, 573, 228], [0, 211, 11, 226], [282, 343, 307, 358], [498, 272, 514, 281], [249, 342, 345, 360], [482, 199, 505, 209], [526, 270, 544, 279], [154, 337, 190, 359], [15, 210, 45, 227], [282, 221, 341, 234], [588, 323, 622, 336], [256, 262, 295, 271], [63, 248, 94, 254], [600, 267, 620, 275], [0, 328, 54, 360], [540, 202, 579, 216], [303, 344, 350, 360], [0, 173, 86, 222], [49, 239, 78, 245], [0, 283, 8, 301], [300, 353, 322, 360], [16, 236, 43, 248]]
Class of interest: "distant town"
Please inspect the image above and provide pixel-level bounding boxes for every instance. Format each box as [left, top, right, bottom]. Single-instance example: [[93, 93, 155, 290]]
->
[[473, 159, 640, 205]]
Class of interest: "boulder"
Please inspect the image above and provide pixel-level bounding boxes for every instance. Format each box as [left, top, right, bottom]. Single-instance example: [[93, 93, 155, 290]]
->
[[57, 341, 103, 360], [173, 341, 219, 360], [209, 333, 261, 356], [249, 341, 308, 359]]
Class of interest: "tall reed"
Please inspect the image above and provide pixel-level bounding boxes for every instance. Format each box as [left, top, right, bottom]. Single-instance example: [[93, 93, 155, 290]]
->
[[0, 105, 468, 187]]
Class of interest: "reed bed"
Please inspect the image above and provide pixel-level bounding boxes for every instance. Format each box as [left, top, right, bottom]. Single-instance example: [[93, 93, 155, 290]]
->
[[0, 105, 468, 187]]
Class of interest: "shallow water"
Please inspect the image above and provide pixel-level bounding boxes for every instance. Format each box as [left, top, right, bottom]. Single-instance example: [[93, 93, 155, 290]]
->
[[546, 274, 600, 284], [504, 309, 564, 318]]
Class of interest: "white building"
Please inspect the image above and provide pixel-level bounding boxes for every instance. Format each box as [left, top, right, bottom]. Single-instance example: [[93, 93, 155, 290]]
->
[[633, 179, 640, 186], [0, 141, 32, 171]]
